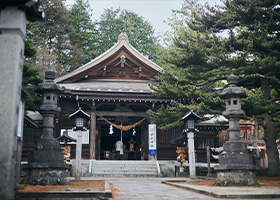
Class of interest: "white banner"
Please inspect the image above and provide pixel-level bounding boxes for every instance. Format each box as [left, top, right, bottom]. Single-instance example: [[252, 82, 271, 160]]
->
[[60, 129, 89, 144], [148, 124, 157, 155]]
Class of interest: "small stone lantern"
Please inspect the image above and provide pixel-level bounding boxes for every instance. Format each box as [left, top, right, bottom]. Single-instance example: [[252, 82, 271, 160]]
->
[[70, 107, 90, 131], [70, 107, 90, 180], [180, 110, 201, 133], [214, 73, 258, 186], [179, 110, 201, 179]]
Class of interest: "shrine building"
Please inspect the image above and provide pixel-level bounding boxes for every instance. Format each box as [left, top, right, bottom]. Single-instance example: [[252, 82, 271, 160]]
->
[[51, 32, 224, 161], [54, 32, 169, 160]]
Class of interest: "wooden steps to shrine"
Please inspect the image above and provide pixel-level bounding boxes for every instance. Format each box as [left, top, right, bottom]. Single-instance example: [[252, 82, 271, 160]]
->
[[89, 160, 162, 177]]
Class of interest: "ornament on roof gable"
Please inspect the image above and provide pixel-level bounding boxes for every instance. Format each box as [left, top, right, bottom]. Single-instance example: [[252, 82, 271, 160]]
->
[[118, 32, 129, 42]]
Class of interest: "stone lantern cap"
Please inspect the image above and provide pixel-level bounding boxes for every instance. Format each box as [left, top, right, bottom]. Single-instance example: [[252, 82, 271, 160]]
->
[[0, 0, 45, 22], [36, 69, 65, 93], [218, 73, 248, 99], [179, 110, 201, 122], [69, 107, 90, 120], [57, 131, 76, 143]]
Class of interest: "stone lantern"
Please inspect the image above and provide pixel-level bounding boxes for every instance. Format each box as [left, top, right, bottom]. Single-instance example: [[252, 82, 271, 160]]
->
[[179, 110, 201, 179], [70, 107, 90, 180], [214, 73, 258, 186], [180, 110, 201, 133], [22, 69, 70, 185]]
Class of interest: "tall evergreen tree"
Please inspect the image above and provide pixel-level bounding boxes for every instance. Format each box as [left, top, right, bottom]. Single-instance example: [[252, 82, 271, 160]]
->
[[198, 0, 280, 176], [149, 0, 227, 129], [26, 0, 84, 74], [95, 8, 161, 62], [70, 0, 97, 63], [151, 0, 280, 176]]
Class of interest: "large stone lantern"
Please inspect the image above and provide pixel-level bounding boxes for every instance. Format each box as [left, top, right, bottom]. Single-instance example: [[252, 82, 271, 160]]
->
[[214, 73, 258, 186], [22, 69, 70, 185]]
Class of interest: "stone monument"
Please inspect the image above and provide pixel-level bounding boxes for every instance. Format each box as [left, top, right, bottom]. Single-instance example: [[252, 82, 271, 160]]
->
[[22, 69, 70, 185], [214, 73, 258, 186]]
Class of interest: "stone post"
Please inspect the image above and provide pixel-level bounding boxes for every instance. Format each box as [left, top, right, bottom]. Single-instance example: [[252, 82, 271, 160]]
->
[[214, 73, 258, 186], [75, 130, 83, 180], [187, 132, 196, 179], [0, 7, 26, 199]]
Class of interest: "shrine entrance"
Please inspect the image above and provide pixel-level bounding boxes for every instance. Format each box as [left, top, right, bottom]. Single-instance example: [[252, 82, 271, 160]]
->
[[100, 125, 142, 160]]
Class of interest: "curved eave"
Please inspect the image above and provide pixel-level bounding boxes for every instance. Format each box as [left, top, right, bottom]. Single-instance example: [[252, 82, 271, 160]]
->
[[55, 37, 163, 83]]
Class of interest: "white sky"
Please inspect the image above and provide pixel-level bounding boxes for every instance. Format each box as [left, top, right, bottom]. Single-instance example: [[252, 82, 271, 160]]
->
[[66, 0, 222, 38]]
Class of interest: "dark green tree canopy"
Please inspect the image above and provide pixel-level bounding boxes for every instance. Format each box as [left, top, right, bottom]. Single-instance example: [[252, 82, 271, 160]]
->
[[150, 0, 280, 176], [70, 0, 97, 63], [95, 8, 161, 62], [25, 1, 162, 74]]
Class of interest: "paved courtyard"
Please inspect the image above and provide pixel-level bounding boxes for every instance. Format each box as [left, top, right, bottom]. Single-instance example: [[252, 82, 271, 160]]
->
[[106, 177, 215, 200], [88, 177, 280, 200]]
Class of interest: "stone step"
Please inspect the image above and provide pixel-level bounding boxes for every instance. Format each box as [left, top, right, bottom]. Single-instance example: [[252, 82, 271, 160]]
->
[[92, 166, 157, 169], [89, 160, 161, 177]]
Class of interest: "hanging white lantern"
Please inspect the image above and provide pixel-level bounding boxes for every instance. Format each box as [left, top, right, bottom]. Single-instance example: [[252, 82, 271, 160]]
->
[[109, 125, 114, 135], [133, 127, 136, 136]]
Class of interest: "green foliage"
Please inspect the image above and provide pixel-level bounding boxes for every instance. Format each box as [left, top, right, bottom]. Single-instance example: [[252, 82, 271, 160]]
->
[[26, 0, 83, 74], [149, 0, 227, 128], [26, 2, 162, 73], [95, 8, 161, 62], [70, 0, 97, 63], [151, 0, 280, 133], [23, 41, 43, 112], [153, 0, 280, 175], [22, 65, 42, 87]]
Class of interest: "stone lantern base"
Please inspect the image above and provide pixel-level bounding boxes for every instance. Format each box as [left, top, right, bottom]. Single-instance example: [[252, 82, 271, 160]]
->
[[214, 141, 259, 186], [22, 168, 70, 185], [21, 138, 70, 185], [214, 170, 258, 186]]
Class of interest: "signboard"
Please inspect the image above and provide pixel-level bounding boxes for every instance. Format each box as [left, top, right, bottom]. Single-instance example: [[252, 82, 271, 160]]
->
[[148, 124, 157, 155], [60, 129, 89, 144]]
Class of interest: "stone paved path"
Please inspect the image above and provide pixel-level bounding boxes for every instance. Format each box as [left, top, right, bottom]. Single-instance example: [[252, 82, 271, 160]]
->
[[77, 177, 280, 200], [105, 177, 215, 200]]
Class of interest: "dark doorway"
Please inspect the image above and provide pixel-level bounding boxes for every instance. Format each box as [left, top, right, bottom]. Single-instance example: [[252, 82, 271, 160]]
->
[[100, 125, 142, 160]]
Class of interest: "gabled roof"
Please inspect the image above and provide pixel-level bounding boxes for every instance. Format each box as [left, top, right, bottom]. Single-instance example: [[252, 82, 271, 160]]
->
[[69, 107, 90, 120], [55, 32, 163, 83], [179, 110, 201, 122]]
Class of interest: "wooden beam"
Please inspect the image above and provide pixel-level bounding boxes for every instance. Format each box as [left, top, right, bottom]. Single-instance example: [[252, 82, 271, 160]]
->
[[97, 111, 148, 117]]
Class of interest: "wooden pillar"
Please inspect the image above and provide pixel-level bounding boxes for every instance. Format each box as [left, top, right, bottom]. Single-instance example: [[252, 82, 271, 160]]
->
[[90, 103, 96, 159], [141, 124, 149, 160]]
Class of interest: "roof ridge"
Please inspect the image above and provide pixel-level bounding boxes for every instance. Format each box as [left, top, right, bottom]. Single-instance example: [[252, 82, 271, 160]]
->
[[55, 32, 162, 83]]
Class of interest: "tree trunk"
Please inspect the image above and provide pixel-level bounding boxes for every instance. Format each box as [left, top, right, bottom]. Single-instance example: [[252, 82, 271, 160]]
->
[[262, 113, 280, 176], [260, 78, 280, 176]]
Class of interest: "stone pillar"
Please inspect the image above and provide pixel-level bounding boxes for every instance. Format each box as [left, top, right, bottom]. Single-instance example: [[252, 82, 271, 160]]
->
[[75, 130, 83, 180], [0, 7, 26, 199], [214, 73, 258, 186], [187, 132, 196, 179], [90, 104, 96, 159]]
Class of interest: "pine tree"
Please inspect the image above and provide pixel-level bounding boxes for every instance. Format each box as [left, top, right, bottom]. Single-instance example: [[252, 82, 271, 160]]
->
[[70, 0, 97, 63], [149, 0, 227, 129], [95, 8, 161, 62], [199, 0, 280, 176], [26, 0, 84, 74]]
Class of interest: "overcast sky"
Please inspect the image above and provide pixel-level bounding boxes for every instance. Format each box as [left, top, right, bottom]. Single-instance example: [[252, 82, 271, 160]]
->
[[66, 0, 222, 38]]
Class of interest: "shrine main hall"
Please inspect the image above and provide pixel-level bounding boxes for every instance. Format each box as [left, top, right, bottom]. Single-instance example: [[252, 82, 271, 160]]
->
[[52, 32, 221, 161]]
